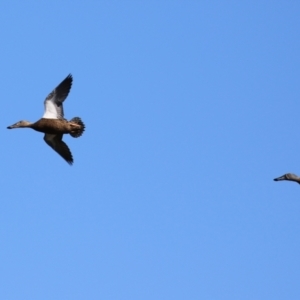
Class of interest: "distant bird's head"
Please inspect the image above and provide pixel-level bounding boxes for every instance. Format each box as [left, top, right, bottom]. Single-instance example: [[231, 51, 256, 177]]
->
[[7, 120, 32, 129], [274, 173, 300, 184]]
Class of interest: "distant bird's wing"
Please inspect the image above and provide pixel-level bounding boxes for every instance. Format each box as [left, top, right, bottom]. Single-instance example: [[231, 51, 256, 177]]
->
[[44, 133, 73, 165], [43, 74, 73, 119]]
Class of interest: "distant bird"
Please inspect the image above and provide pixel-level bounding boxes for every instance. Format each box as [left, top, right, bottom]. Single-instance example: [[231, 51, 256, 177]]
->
[[7, 74, 85, 165], [274, 173, 300, 184]]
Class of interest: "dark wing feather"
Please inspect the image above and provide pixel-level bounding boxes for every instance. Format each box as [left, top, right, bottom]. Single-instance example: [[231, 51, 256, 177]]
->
[[43, 133, 73, 165]]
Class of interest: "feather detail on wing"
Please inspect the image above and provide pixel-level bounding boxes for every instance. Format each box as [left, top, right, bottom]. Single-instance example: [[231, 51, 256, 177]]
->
[[44, 133, 73, 165], [43, 74, 73, 119]]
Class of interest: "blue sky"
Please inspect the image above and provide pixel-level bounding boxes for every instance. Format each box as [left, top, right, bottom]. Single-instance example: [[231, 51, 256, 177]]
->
[[1, 1, 300, 299]]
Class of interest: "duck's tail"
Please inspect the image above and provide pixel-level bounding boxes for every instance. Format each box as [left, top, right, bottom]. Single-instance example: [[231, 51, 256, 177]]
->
[[69, 117, 85, 138]]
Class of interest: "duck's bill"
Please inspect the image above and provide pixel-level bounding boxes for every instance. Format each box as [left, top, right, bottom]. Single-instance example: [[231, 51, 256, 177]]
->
[[274, 175, 286, 181], [7, 123, 18, 129]]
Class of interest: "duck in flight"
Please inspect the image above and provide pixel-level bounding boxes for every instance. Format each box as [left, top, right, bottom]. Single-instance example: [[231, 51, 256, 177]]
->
[[274, 173, 300, 184], [7, 74, 85, 165]]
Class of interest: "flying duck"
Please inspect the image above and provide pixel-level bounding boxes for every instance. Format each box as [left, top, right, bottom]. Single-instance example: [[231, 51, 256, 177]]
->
[[7, 74, 85, 165]]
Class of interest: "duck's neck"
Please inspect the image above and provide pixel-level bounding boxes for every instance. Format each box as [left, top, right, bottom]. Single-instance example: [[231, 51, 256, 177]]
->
[[292, 177, 300, 184], [20, 123, 33, 128]]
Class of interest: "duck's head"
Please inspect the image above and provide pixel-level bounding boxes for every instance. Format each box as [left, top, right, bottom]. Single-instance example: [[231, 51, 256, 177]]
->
[[7, 120, 32, 129], [274, 173, 300, 183]]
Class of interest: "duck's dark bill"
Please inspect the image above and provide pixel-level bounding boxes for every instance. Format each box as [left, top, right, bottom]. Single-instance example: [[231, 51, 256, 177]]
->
[[274, 175, 286, 181], [7, 122, 20, 129]]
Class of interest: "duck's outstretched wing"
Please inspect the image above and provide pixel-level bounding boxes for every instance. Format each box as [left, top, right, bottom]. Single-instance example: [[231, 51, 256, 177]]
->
[[43, 74, 73, 119], [44, 133, 73, 165]]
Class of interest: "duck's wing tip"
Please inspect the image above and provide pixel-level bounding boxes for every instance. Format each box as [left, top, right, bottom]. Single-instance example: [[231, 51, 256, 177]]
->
[[44, 133, 74, 165], [43, 74, 73, 119]]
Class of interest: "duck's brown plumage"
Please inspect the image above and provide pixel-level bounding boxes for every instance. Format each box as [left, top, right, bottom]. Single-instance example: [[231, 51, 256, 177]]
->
[[31, 118, 85, 136], [7, 74, 85, 165]]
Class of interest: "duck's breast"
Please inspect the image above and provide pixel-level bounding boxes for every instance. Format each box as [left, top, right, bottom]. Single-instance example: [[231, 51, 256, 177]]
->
[[31, 119, 70, 134]]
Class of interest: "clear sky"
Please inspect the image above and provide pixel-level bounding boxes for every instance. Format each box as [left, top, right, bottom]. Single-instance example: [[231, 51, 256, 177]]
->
[[0, 1, 300, 299]]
